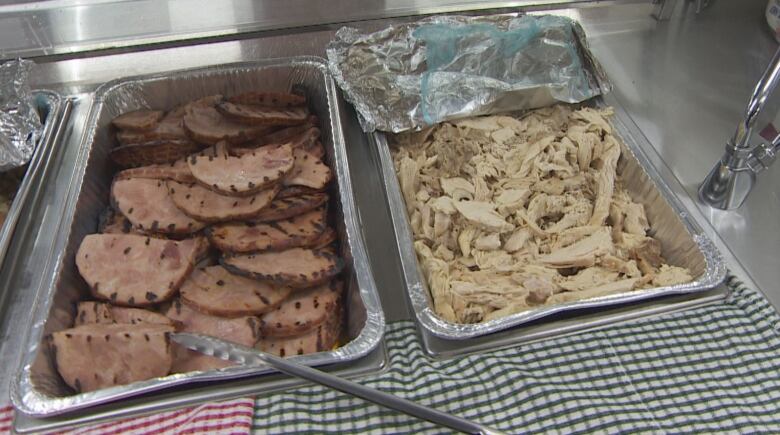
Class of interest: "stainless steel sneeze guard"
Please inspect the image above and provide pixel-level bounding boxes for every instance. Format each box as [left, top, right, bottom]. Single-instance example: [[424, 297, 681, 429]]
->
[[376, 98, 727, 340], [12, 57, 385, 416]]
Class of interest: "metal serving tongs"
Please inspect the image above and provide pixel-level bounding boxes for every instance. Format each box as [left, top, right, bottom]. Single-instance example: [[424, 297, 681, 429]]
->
[[172, 333, 504, 435]]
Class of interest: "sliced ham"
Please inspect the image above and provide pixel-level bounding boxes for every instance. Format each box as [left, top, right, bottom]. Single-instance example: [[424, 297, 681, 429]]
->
[[165, 300, 260, 372], [74, 301, 114, 326], [110, 139, 201, 168], [179, 266, 291, 316], [259, 281, 342, 337], [168, 181, 279, 223], [227, 91, 306, 107], [76, 234, 204, 306], [112, 178, 205, 235], [256, 306, 342, 357], [116, 96, 223, 145], [254, 124, 319, 147], [208, 208, 326, 253], [217, 102, 309, 126], [232, 126, 320, 157], [98, 207, 138, 236], [50, 323, 174, 392], [283, 148, 332, 190], [74, 301, 176, 327], [111, 110, 164, 131], [252, 193, 328, 223], [310, 227, 337, 249], [221, 247, 343, 288], [188, 142, 294, 196], [115, 159, 195, 184], [183, 105, 273, 145], [276, 187, 326, 200]]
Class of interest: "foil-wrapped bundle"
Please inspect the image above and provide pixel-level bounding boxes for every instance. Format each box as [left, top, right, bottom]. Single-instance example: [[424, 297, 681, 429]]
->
[[0, 59, 41, 171], [327, 14, 611, 133]]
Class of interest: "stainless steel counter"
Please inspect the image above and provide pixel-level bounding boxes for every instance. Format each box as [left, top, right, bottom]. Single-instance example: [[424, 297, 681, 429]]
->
[[1, 0, 778, 427]]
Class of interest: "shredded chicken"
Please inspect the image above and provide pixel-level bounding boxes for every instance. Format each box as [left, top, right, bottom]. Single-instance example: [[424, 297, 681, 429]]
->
[[391, 105, 693, 324]]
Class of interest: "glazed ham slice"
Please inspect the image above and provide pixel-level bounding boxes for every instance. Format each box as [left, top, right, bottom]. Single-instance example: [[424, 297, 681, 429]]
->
[[112, 178, 205, 235], [256, 306, 342, 357], [253, 124, 319, 147], [310, 227, 337, 249], [222, 247, 343, 288], [179, 266, 291, 316], [283, 148, 332, 190], [110, 139, 201, 168], [251, 193, 328, 223], [168, 181, 279, 223], [116, 96, 223, 145], [74, 301, 175, 327], [259, 281, 342, 337], [50, 323, 174, 393], [165, 300, 260, 372], [188, 142, 294, 196], [183, 105, 273, 145], [111, 110, 164, 131], [217, 102, 309, 126], [232, 126, 320, 157], [227, 91, 306, 107], [276, 186, 326, 199], [208, 208, 326, 253], [115, 159, 195, 184], [76, 234, 204, 306]]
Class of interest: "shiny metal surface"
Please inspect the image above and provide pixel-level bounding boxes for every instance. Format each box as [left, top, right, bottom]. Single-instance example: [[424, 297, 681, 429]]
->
[[0, 0, 643, 60], [174, 333, 503, 435], [326, 13, 611, 133], [581, 0, 780, 309], [12, 57, 385, 417], [0, 90, 63, 306], [0, 0, 777, 430], [377, 94, 725, 340], [699, 47, 780, 209]]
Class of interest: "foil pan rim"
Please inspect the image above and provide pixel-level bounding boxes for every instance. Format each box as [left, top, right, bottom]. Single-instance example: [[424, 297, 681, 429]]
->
[[12, 57, 385, 416]]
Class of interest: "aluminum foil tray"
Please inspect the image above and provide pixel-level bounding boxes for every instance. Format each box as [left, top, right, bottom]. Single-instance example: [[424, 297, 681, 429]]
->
[[12, 57, 385, 416], [375, 97, 726, 340], [0, 91, 63, 275]]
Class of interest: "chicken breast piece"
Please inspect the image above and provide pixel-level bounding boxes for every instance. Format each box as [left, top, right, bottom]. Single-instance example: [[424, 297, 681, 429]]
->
[[115, 159, 196, 184]]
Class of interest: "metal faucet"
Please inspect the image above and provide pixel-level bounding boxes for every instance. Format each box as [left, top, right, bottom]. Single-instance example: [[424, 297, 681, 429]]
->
[[698, 47, 780, 210]]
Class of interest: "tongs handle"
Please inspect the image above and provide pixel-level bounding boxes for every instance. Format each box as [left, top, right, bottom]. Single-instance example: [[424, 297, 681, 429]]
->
[[173, 333, 504, 435]]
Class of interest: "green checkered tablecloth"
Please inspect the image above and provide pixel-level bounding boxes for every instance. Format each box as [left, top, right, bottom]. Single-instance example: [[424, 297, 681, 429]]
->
[[253, 276, 780, 433]]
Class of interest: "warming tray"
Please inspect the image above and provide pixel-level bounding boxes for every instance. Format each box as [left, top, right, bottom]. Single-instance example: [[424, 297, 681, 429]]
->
[[0, 91, 64, 278], [376, 97, 727, 340], [12, 57, 385, 416]]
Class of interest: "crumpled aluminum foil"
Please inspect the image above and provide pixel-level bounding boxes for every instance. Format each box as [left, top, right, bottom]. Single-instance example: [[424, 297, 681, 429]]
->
[[0, 59, 41, 171], [327, 14, 612, 133]]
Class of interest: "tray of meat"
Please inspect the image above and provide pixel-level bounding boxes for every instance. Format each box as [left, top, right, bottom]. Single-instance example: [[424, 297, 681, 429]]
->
[[375, 101, 725, 339], [12, 57, 384, 416]]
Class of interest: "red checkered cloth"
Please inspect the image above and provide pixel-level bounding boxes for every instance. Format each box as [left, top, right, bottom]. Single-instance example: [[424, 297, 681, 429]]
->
[[0, 398, 255, 434]]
